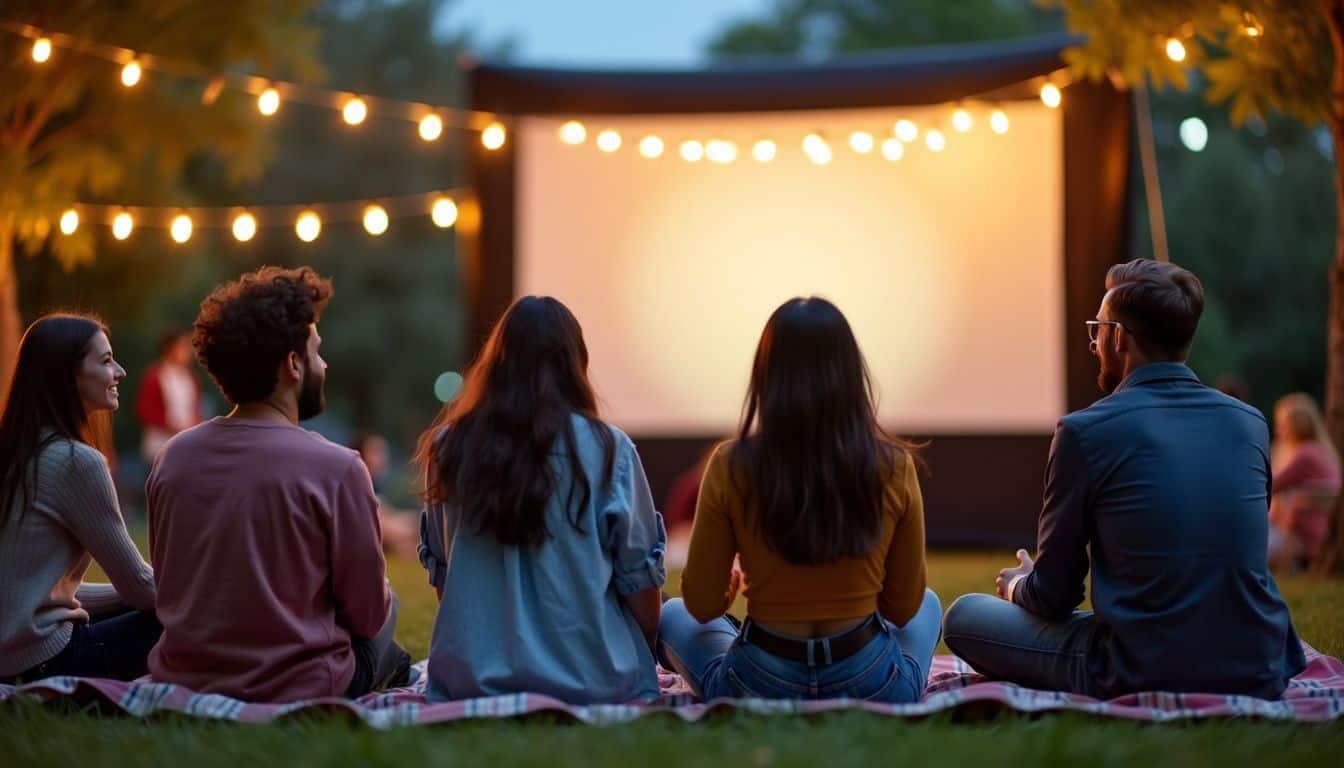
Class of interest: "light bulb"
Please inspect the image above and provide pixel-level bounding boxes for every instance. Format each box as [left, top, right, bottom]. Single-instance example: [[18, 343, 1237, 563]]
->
[[990, 109, 1010, 134], [120, 60, 142, 87], [418, 114, 443, 141], [849, 131, 875, 154], [232, 213, 257, 242], [258, 87, 280, 116], [1165, 37, 1187, 62], [560, 121, 587, 145], [679, 140, 704, 162], [894, 119, 918, 143], [362, 205, 389, 235], [803, 133, 832, 165], [952, 109, 973, 133], [596, 130, 622, 153], [925, 129, 946, 152], [752, 140, 776, 163], [342, 97, 367, 125], [32, 37, 52, 63], [112, 212, 133, 240], [638, 135, 664, 158], [1179, 117, 1208, 152], [431, 197, 458, 228], [705, 139, 737, 164], [170, 214, 192, 244], [881, 138, 904, 161], [295, 211, 321, 242], [59, 208, 78, 235], [481, 122, 507, 150], [1040, 83, 1062, 109]]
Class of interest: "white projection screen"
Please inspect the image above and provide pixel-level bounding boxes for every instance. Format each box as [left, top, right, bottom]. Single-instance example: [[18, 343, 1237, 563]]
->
[[514, 104, 1065, 437]]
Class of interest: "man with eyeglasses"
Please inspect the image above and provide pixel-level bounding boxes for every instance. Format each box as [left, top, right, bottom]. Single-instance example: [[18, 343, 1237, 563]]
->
[[943, 258, 1305, 700]]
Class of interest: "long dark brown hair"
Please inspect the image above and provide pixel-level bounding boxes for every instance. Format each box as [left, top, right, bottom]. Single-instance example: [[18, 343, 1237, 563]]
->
[[414, 296, 616, 548], [732, 297, 917, 565], [0, 313, 114, 528]]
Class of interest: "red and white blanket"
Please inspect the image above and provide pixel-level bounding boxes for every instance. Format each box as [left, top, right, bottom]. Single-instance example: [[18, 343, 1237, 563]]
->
[[3, 642, 1340, 726]]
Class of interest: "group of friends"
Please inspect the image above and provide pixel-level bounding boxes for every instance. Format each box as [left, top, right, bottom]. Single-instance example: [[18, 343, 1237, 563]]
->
[[0, 258, 1314, 704]]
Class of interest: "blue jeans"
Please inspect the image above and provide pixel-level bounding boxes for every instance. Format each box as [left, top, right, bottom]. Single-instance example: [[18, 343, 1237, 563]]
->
[[658, 589, 942, 703], [942, 593, 1106, 697]]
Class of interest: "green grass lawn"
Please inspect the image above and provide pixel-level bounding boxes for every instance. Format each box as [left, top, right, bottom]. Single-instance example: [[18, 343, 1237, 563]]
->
[[5, 551, 1343, 767]]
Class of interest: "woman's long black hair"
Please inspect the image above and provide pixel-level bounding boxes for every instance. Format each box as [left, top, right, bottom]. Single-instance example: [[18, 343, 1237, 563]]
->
[[0, 313, 113, 528], [415, 296, 615, 548], [732, 297, 918, 565]]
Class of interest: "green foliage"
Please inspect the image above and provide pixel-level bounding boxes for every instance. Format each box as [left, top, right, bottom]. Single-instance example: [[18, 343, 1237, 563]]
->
[[1043, 1, 1332, 126], [0, 0, 320, 268], [708, 0, 1059, 57]]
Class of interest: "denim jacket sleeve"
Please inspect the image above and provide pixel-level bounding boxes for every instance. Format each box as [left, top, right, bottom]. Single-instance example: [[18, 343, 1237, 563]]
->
[[418, 503, 450, 590], [602, 439, 668, 595]]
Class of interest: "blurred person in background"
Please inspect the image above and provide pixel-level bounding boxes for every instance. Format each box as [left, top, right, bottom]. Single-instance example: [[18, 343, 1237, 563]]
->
[[136, 329, 202, 465], [1268, 393, 1341, 572], [352, 431, 419, 559]]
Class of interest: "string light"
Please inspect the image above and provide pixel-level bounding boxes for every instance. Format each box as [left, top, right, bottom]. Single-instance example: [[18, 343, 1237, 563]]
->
[[431, 196, 458, 228], [560, 121, 587, 145], [342, 97, 367, 125], [596, 130, 622, 153], [802, 133, 832, 165], [925, 129, 947, 152], [894, 119, 918, 143], [1040, 83, 1062, 109], [1165, 38, 1187, 62], [990, 109, 1010, 134], [232, 212, 257, 242], [418, 114, 443, 141], [481, 122, 507, 150], [679, 140, 705, 162], [752, 139, 776, 163], [881, 138, 904, 161], [848, 131, 875, 154], [638, 135, 664, 158], [705, 139, 737, 164], [120, 59, 142, 87], [170, 213, 192, 244], [257, 87, 281, 116], [952, 109, 973, 133], [111, 211, 133, 240], [59, 208, 78, 235], [362, 204, 389, 235], [295, 210, 321, 242], [31, 36, 52, 63]]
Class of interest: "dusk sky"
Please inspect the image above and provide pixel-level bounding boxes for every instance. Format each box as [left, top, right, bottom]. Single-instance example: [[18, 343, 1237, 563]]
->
[[439, 0, 774, 66]]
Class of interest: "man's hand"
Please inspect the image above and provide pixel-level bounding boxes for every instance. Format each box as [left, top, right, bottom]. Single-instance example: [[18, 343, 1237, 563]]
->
[[995, 549, 1035, 601]]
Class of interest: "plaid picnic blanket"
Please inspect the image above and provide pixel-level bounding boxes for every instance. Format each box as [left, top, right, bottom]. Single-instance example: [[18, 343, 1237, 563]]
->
[[3, 642, 1340, 727]]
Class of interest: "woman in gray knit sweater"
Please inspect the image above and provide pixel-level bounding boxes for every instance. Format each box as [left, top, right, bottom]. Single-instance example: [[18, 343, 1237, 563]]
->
[[0, 314, 158, 683]]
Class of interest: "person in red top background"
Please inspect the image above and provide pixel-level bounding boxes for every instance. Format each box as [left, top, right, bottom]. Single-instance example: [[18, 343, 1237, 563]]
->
[[136, 330, 202, 465], [1269, 393, 1342, 572]]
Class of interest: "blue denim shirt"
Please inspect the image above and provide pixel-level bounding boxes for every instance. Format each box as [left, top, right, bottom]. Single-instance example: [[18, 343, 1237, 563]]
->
[[418, 415, 667, 704], [1015, 363, 1306, 698]]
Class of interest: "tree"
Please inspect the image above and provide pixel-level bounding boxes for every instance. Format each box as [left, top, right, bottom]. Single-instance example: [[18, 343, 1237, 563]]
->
[[1043, 1, 1344, 573], [0, 1, 319, 387]]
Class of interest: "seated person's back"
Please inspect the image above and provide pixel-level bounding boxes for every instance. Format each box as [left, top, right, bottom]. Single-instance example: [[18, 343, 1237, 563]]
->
[[1067, 367, 1302, 696], [416, 296, 666, 704], [149, 417, 387, 701], [148, 266, 397, 703]]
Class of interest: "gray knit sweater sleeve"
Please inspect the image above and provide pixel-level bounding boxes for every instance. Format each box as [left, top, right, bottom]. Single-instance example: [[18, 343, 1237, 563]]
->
[[45, 443, 156, 613]]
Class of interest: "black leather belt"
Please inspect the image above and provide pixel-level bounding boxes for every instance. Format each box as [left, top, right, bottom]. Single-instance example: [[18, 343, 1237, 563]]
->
[[741, 614, 883, 665]]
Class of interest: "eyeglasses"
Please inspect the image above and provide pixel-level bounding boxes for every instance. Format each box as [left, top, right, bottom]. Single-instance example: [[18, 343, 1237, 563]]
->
[[1085, 320, 1127, 343]]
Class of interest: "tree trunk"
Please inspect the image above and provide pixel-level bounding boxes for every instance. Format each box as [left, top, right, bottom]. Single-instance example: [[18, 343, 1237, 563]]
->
[[0, 218, 21, 403], [1311, 0, 1344, 577]]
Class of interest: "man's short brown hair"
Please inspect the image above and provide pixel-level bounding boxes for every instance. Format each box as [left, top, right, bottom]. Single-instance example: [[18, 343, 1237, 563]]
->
[[193, 266, 333, 405], [1104, 259, 1204, 360]]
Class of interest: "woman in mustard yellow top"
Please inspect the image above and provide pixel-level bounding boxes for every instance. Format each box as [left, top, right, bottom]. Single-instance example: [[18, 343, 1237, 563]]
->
[[658, 297, 941, 702]]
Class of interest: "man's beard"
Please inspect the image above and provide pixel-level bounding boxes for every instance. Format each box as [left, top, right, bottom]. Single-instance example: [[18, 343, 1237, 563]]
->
[[1096, 345, 1123, 394], [297, 359, 326, 421]]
